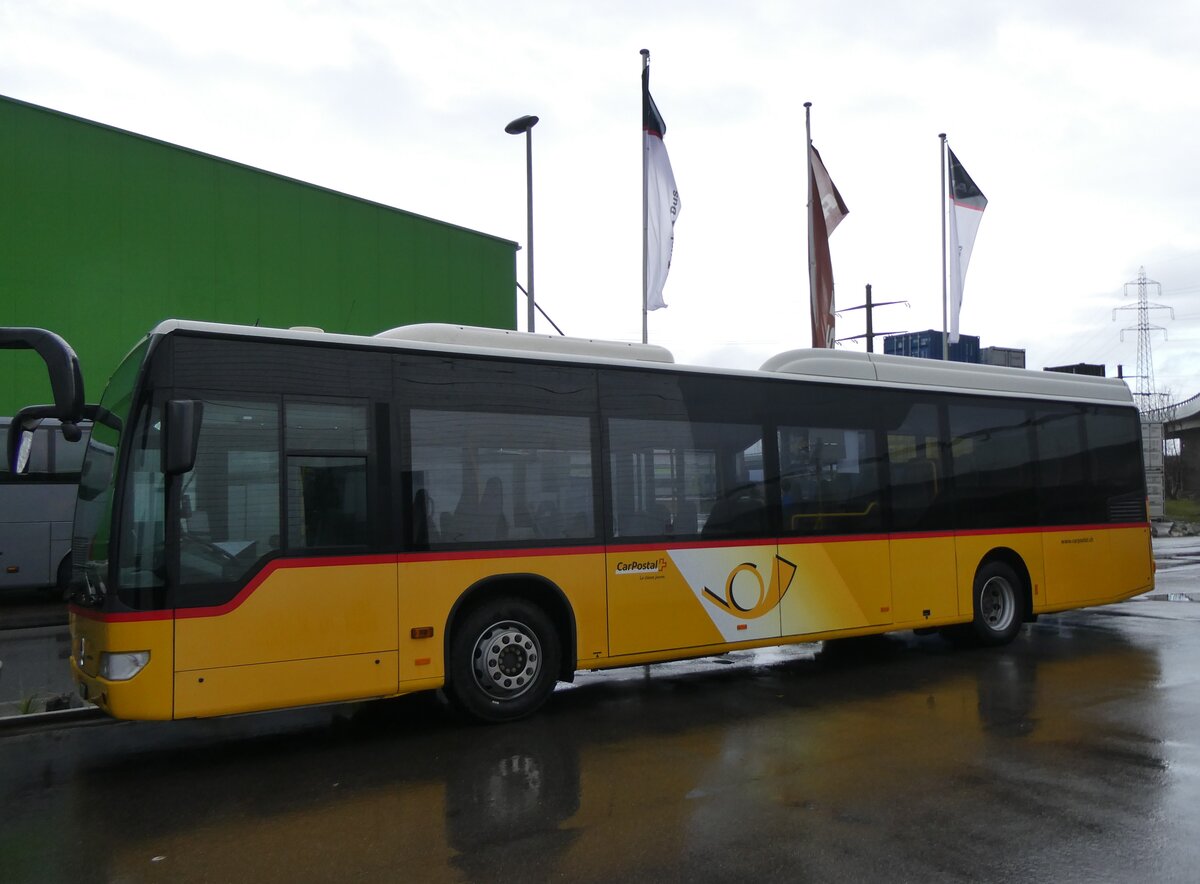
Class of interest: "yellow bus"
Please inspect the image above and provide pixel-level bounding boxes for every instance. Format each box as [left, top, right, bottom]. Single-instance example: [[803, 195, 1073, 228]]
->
[[4, 321, 1154, 722]]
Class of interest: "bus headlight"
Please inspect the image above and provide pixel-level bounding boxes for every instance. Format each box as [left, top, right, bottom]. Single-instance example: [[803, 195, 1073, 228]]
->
[[99, 651, 150, 681]]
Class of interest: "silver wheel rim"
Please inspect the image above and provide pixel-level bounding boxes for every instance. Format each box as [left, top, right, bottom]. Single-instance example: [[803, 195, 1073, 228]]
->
[[470, 619, 542, 702], [980, 575, 1016, 633]]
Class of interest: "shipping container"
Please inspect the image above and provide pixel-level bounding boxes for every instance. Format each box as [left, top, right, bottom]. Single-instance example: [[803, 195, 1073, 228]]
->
[[882, 330, 980, 364]]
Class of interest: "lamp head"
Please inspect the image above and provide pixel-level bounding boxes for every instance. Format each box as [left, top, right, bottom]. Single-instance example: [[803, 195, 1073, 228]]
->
[[505, 115, 539, 135]]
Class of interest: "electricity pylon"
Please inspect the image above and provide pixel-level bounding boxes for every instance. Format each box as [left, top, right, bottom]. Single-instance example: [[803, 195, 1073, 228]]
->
[[1113, 266, 1173, 414]]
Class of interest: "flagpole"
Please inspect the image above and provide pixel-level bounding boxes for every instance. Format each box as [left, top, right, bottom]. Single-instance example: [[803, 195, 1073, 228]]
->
[[939, 132, 949, 361], [805, 102, 816, 348], [641, 49, 650, 345]]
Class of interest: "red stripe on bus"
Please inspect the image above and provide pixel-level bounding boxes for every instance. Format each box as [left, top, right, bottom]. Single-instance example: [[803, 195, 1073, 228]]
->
[[781, 533, 892, 545], [69, 605, 174, 623], [605, 537, 779, 554], [886, 523, 1148, 542], [173, 554, 396, 620], [398, 544, 606, 563], [164, 549, 609, 618]]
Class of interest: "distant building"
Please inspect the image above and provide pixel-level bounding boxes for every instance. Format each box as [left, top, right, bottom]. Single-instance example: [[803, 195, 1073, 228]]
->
[[1045, 363, 1106, 377]]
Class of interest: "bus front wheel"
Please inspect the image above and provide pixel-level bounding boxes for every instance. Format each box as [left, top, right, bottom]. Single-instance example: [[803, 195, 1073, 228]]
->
[[447, 597, 561, 723], [969, 560, 1025, 646]]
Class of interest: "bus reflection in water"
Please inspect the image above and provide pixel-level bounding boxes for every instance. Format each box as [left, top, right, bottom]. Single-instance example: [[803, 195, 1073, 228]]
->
[[60, 633, 1161, 883]]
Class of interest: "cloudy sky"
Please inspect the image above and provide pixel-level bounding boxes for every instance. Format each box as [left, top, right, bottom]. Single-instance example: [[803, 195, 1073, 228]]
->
[[3, 0, 1199, 399]]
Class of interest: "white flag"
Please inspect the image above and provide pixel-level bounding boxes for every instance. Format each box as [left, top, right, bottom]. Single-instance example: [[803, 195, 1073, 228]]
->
[[644, 65, 679, 311], [947, 147, 987, 343]]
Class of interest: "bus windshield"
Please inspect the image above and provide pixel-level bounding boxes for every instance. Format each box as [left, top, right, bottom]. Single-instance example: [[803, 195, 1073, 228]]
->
[[72, 340, 150, 603]]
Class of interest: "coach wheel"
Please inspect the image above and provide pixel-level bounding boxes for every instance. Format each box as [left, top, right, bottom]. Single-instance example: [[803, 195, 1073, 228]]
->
[[448, 597, 561, 723], [42, 555, 72, 601], [970, 560, 1025, 646]]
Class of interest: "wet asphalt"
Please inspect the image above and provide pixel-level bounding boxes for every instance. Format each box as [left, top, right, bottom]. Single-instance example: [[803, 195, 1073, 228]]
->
[[2, 591, 1200, 883]]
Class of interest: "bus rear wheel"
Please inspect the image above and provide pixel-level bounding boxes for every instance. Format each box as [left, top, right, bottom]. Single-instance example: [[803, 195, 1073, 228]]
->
[[447, 597, 561, 723], [969, 560, 1025, 646]]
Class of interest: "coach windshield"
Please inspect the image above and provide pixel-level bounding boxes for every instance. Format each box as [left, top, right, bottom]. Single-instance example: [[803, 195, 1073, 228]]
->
[[71, 340, 150, 605]]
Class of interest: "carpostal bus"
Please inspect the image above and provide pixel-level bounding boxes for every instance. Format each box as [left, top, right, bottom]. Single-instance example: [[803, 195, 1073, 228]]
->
[[3, 321, 1154, 723]]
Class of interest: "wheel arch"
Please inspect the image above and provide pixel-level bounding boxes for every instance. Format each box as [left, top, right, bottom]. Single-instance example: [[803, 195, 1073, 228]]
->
[[55, 550, 72, 587], [976, 546, 1034, 622], [444, 573, 578, 683]]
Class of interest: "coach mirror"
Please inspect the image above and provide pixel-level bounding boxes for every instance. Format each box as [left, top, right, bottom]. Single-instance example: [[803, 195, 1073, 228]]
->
[[163, 400, 204, 475]]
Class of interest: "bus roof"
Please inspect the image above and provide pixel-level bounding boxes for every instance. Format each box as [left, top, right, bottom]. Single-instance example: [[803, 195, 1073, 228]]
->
[[760, 348, 1134, 404], [147, 320, 1135, 406], [376, 322, 675, 364]]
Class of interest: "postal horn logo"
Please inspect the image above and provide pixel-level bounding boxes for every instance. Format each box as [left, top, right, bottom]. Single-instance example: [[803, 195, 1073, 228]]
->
[[702, 556, 798, 620]]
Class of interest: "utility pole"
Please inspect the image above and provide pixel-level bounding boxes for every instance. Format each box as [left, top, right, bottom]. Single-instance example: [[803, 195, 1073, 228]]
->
[[1113, 266, 1173, 414], [836, 283, 907, 352]]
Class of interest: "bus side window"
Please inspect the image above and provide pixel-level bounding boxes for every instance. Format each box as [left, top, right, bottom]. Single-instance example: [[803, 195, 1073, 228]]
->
[[1033, 406, 1090, 524], [409, 409, 595, 548], [1084, 406, 1146, 523], [948, 400, 1037, 529], [779, 425, 882, 535], [885, 401, 950, 532], [285, 400, 370, 550], [606, 418, 766, 541], [7, 423, 52, 474], [179, 400, 281, 586]]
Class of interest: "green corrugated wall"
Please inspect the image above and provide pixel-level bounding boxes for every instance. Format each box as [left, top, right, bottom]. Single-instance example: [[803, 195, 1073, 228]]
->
[[0, 95, 517, 417]]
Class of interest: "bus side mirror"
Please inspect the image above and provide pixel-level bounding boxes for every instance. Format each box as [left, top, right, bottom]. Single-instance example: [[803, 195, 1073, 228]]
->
[[163, 400, 203, 475]]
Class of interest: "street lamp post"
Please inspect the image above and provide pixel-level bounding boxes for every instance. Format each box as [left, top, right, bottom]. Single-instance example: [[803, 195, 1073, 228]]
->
[[505, 114, 539, 333]]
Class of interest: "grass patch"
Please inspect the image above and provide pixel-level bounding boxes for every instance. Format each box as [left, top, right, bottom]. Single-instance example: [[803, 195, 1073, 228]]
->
[[1165, 498, 1200, 521]]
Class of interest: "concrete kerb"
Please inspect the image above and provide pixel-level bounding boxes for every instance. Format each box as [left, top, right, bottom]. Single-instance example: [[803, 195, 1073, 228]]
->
[[0, 703, 103, 731]]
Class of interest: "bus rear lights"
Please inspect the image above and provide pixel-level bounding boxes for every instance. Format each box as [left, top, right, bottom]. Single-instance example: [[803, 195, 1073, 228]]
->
[[99, 651, 150, 681]]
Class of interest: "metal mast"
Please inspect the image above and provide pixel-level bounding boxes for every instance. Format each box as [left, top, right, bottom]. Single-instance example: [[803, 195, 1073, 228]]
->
[[1113, 266, 1173, 413]]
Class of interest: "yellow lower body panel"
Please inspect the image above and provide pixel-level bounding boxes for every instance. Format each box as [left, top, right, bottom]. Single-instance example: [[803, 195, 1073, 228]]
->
[[890, 536, 959, 627], [174, 651, 399, 718], [74, 663, 177, 721], [1042, 525, 1152, 610], [70, 613, 175, 720], [779, 539, 892, 636]]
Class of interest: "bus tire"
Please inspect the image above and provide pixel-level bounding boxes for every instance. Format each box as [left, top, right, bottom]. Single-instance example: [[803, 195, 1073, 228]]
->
[[447, 597, 561, 723], [969, 560, 1025, 646]]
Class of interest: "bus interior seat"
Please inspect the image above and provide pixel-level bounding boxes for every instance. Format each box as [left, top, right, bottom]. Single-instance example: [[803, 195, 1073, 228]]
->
[[617, 505, 669, 537], [412, 489, 438, 546], [891, 458, 940, 521], [534, 500, 562, 538], [702, 488, 765, 537], [477, 477, 509, 540], [672, 499, 698, 535]]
